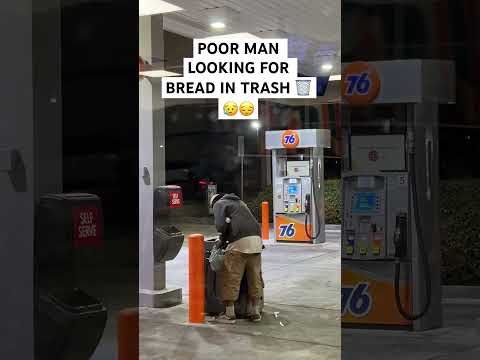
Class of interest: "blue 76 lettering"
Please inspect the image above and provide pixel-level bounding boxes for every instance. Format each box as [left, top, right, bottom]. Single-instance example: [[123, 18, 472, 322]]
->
[[279, 223, 296, 237], [345, 72, 371, 95], [284, 134, 296, 144], [341, 282, 373, 317]]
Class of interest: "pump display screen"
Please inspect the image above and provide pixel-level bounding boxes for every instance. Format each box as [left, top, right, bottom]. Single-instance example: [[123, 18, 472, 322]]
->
[[288, 185, 298, 194], [352, 192, 378, 213]]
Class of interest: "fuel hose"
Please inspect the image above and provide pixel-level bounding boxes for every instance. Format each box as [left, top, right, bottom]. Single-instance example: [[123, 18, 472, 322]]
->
[[394, 133, 432, 321], [305, 159, 322, 241]]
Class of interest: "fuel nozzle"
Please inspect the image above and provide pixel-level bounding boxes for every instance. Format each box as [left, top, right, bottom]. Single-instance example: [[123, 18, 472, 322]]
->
[[394, 213, 407, 259], [305, 194, 311, 214]]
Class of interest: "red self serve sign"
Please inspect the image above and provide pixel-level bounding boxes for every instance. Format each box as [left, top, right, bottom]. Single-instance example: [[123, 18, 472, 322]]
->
[[368, 150, 379, 162], [73, 206, 101, 247], [169, 190, 183, 209]]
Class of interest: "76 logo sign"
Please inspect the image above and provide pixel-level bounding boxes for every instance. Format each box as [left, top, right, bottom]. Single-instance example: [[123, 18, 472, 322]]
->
[[344, 72, 371, 95], [341, 283, 372, 318], [341, 62, 380, 105], [279, 223, 296, 238], [284, 134, 296, 144], [281, 130, 300, 149]]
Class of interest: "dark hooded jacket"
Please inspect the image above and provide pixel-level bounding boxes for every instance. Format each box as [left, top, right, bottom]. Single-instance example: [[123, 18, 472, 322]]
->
[[212, 193, 261, 245]]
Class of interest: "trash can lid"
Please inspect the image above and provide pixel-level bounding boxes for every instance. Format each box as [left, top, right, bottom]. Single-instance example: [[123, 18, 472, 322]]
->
[[156, 185, 181, 190], [41, 193, 101, 202]]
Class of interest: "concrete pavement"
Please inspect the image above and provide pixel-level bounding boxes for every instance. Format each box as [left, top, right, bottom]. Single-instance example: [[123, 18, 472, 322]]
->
[[140, 227, 342, 360], [87, 220, 480, 359]]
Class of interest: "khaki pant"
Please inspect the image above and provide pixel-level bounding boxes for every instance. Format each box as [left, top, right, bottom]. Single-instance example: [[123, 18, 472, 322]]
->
[[220, 251, 263, 302]]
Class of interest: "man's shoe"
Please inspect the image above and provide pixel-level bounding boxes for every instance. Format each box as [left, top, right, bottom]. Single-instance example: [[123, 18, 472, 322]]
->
[[250, 312, 262, 322], [215, 313, 236, 324], [248, 299, 262, 322], [249, 305, 262, 322]]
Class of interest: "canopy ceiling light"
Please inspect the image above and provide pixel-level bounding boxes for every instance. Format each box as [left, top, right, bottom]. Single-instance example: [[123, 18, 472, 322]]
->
[[205, 32, 260, 40], [321, 63, 334, 72], [251, 121, 262, 130], [210, 22, 226, 30], [203, 6, 239, 32], [139, 0, 183, 16]]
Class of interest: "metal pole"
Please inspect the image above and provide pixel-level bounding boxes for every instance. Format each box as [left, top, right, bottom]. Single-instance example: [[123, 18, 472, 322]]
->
[[238, 136, 245, 199], [241, 155, 244, 200]]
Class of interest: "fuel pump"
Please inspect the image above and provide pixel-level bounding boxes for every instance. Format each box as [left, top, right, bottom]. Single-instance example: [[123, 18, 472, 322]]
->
[[341, 60, 455, 330], [266, 129, 330, 243], [139, 185, 185, 308]]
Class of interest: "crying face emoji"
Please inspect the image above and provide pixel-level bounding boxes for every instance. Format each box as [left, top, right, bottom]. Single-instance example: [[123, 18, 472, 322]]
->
[[223, 101, 238, 116], [240, 101, 255, 116]]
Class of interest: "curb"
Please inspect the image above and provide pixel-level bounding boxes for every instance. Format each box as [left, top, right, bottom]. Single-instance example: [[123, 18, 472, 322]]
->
[[443, 285, 480, 300], [325, 224, 341, 231]]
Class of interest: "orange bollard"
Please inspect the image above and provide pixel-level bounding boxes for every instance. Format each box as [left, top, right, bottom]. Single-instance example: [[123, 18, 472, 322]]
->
[[188, 234, 205, 323], [117, 308, 139, 360], [261, 201, 269, 241]]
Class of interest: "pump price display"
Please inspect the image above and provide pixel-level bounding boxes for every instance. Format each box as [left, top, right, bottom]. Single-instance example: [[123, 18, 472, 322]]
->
[[352, 192, 379, 213], [288, 185, 298, 195], [342, 62, 381, 105], [73, 206, 101, 247], [341, 283, 372, 317]]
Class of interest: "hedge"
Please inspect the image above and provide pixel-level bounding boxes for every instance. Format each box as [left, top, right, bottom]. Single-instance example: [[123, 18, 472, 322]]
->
[[247, 179, 480, 285], [440, 180, 480, 285]]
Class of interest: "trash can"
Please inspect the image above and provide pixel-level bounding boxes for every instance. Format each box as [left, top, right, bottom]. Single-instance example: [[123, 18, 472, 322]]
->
[[36, 288, 107, 360], [153, 186, 184, 262], [204, 238, 225, 315], [36, 193, 104, 285], [204, 238, 264, 318], [35, 193, 107, 360], [154, 225, 184, 262], [154, 185, 183, 221]]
